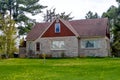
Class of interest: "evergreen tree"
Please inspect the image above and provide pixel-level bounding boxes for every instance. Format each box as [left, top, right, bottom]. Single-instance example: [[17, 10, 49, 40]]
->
[[44, 8, 73, 22], [0, 0, 47, 35], [102, 0, 120, 56], [85, 11, 99, 19]]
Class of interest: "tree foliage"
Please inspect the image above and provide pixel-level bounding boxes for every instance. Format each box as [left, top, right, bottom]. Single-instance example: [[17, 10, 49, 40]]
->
[[0, 14, 17, 58], [59, 12, 74, 21], [0, 0, 47, 35], [102, 1, 120, 56], [85, 11, 99, 19], [44, 8, 74, 22]]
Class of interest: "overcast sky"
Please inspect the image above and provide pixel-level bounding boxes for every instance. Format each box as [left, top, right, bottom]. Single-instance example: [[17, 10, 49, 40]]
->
[[30, 0, 118, 22]]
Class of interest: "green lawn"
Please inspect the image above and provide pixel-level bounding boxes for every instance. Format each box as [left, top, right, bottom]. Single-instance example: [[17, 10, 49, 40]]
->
[[0, 58, 120, 80]]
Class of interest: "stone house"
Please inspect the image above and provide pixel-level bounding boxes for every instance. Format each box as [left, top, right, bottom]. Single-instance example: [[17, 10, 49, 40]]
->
[[25, 18, 110, 57]]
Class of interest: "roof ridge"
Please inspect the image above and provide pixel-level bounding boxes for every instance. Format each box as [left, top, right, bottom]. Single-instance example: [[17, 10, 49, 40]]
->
[[69, 18, 108, 22]]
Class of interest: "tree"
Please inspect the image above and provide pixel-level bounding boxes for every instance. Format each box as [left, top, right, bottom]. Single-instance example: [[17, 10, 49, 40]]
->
[[112, 17, 120, 56], [102, 0, 120, 56], [0, 0, 47, 35], [85, 11, 99, 19], [44, 8, 74, 22], [102, 5, 117, 20], [116, 0, 120, 3], [59, 12, 74, 21], [0, 14, 17, 58]]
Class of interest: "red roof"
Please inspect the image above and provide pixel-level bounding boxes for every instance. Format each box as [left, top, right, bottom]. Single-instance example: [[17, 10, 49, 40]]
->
[[26, 18, 109, 41], [70, 18, 108, 37], [26, 22, 50, 41]]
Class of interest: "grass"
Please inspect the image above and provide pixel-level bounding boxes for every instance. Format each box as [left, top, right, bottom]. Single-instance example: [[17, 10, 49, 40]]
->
[[0, 58, 120, 80]]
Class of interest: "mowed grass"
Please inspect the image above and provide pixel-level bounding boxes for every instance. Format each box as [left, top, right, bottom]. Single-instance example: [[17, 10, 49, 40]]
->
[[0, 58, 120, 80]]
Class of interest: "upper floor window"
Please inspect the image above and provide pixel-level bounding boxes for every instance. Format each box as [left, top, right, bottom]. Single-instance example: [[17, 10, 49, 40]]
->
[[55, 23, 60, 33]]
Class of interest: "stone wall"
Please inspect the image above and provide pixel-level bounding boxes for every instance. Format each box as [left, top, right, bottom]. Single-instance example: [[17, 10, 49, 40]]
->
[[79, 37, 110, 57], [26, 37, 110, 57], [35, 36, 78, 57], [19, 47, 26, 58]]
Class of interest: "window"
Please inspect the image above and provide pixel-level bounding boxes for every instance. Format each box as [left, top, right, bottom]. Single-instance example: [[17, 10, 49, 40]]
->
[[51, 41, 65, 50], [55, 23, 60, 33], [81, 39, 100, 49], [36, 42, 40, 51], [29, 42, 33, 50]]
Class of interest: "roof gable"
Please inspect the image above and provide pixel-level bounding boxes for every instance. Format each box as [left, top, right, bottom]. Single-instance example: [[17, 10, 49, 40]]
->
[[41, 19, 76, 37]]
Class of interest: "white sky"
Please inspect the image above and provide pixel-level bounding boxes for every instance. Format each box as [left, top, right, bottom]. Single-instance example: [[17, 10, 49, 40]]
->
[[30, 0, 118, 22]]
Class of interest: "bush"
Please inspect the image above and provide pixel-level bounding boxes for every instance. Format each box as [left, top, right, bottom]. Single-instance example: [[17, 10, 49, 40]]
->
[[39, 54, 52, 59]]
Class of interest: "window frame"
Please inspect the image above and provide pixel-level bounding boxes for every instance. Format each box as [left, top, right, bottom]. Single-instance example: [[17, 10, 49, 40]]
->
[[29, 42, 33, 50], [36, 42, 40, 51], [81, 39, 100, 49], [55, 23, 60, 33], [51, 41, 65, 50]]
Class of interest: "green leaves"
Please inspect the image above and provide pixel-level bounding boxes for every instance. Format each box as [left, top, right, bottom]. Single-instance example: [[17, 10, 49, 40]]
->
[[103, 1, 120, 56], [0, 14, 17, 57], [85, 11, 99, 19], [0, 0, 47, 35]]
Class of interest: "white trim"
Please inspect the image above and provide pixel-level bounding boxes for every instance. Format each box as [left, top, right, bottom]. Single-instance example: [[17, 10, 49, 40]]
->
[[51, 41, 66, 50], [81, 39, 101, 49]]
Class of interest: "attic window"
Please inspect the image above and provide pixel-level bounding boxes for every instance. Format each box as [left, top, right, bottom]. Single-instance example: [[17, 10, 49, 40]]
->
[[55, 23, 60, 33]]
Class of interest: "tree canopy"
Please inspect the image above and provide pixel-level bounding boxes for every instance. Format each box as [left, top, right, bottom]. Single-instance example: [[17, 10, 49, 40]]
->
[[0, 0, 47, 35], [44, 8, 74, 22], [0, 14, 17, 58], [85, 11, 99, 19], [102, 0, 120, 56]]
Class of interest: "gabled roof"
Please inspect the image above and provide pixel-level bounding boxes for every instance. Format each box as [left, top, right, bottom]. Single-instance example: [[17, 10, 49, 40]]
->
[[26, 18, 109, 41], [70, 18, 108, 37], [26, 22, 50, 41]]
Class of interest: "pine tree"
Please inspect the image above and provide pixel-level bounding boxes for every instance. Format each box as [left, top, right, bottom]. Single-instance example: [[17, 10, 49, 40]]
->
[[0, 0, 47, 35]]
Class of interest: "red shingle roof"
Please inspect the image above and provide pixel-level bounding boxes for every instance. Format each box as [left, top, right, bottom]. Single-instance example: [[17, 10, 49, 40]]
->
[[70, 18, 108, 37], [26, 18, 109, 41], [26, 22, 50, 41]]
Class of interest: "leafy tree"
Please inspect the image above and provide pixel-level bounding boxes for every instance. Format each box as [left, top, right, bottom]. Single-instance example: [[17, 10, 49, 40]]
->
[[0, 0, 47, 35], [59, 12, 74, 21], [116, 0, 120, 3], [85, 11, 99, 19], [102, 5, 117, 20], [102, 0, 120, 56], [0, 14, 17, 58], [112, 17, 120, 56], [44, 8, 74, 22]]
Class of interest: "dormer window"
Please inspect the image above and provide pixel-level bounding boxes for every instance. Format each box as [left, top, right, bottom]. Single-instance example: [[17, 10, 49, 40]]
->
[[55, 23, 60, 33]]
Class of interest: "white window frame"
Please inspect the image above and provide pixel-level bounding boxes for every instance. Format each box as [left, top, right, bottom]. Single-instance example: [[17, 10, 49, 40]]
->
[[51, 41, 65, 50], [81, 39, 100, 49], [29, 42, 33, 50], [55, 23, 60, 33]]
